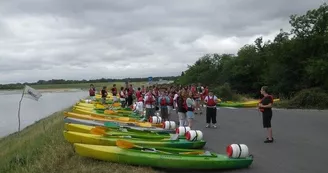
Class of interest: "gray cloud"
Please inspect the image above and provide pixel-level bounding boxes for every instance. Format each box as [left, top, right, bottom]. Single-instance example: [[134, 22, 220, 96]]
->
[[0, 0, 323, 84]]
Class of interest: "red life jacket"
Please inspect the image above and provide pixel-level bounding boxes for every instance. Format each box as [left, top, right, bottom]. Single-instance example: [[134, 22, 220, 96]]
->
[[89, 88, 95, 96], [111, 87, 117, 95], [145, 93, 155, 105], [168, 97, 174, 106], [128, 87, 133, 96], [259, 95, 274, 112], [203, 88, 209, 96], [206, 96, 216, 106], [160, 97, 167, 106], [136, 91, 142, 98]]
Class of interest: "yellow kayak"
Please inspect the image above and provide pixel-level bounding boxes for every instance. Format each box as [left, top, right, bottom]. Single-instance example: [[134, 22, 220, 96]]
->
[[63, 112, 161, 128]]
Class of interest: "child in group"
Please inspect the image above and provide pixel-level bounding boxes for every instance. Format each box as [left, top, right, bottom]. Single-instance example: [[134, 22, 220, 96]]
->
[[158, 91, 170, 122], [134, 97, 144, 116], [204, 91, 218, 128], [89, 84, 96, 100], [177, 90, 188, 127]]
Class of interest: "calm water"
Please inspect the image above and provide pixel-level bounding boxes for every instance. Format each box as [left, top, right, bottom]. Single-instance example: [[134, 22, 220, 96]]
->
[[0, 90, 88, 138]]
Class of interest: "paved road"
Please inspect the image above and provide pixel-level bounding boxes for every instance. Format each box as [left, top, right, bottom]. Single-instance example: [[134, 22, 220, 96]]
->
[[164, 107, 328, 173]]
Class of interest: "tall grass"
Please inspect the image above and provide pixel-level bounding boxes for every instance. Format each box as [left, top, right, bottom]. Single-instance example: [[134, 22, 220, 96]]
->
[[0, 107, 159, 173]]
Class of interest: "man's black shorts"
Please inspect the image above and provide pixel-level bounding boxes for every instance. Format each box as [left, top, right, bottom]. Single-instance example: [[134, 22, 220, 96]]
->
[[262, 111, 272, 128]]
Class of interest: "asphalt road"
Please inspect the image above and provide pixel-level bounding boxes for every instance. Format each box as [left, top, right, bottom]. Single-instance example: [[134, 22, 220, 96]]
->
[[165, 107, 328, 173]]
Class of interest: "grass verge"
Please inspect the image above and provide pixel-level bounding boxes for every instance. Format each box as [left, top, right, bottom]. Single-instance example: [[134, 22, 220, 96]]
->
[[0, 107, 159, 173]]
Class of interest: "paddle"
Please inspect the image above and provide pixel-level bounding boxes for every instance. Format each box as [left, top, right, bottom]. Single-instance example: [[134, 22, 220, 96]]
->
[[104, 121, 152, 128], [116, 140, 204, 155], [116, 140, 172, 154]]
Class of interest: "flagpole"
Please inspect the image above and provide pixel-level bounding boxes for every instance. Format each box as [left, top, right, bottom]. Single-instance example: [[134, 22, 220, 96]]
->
[[17, 86, 25, 132]]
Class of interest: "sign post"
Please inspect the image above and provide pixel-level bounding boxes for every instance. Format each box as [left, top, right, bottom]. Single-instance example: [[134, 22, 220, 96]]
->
[[148, 76, 153, 86]]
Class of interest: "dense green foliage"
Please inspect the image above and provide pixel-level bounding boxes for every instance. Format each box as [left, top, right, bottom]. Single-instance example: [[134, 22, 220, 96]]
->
[[0, 76, 178, 90], [176, 3, 328, 108]]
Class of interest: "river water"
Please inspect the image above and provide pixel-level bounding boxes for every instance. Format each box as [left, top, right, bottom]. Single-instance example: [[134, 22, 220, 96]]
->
[[0, 89, 88, 138]]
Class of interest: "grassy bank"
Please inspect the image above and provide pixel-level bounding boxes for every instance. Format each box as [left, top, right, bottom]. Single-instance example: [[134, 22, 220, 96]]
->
[[0, 107, 159, 173]]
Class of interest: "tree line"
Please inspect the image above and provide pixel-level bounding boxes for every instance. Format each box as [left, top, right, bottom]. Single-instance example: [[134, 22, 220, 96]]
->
[[175, 3, 328, 109], [0, 76, 179, 90]]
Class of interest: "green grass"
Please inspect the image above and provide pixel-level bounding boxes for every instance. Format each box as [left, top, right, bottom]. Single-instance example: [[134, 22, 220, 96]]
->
[[0, 107, 160, 173]]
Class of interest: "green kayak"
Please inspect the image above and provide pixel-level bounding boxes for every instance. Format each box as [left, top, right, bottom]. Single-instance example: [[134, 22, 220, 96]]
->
[[64, 131, 206, 149], [73, 143, 254, 170], [65, 123, 185, 140]]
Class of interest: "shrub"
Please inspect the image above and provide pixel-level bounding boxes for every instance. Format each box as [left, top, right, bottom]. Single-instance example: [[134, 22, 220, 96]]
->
[[282, 88, 328, 109]]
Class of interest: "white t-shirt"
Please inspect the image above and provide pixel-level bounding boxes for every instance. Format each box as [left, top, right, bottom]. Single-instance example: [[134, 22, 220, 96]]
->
[[135, 101, 144, 112]]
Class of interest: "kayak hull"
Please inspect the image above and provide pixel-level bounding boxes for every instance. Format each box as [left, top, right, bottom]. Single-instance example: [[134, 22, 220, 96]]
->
[[74, 143, 253, 170], [64, 131, 205, 149]]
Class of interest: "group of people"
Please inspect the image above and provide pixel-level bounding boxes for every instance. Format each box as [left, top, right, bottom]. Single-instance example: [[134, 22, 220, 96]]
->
[[89, 83, 275, 143]]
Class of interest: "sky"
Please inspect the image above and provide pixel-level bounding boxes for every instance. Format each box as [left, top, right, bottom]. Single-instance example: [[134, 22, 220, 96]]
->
[[0, 0, 324, 84]]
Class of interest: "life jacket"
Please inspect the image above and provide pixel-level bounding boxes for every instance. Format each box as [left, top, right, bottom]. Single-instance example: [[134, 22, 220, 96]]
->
[[259, 95, 274, 112], [119, 90, 125, 98], [168, 97, 174, 106], [160, 97, 167, 106], [206, 96, 216, 106], [128, 87, 133, 96], [138, 97, 144, 102], [136, 91, 142, 98], [191, 86, 196, 93], [145, 93, 155, 105], [89, 88, 95, 96], [112, 88, 117, 95]]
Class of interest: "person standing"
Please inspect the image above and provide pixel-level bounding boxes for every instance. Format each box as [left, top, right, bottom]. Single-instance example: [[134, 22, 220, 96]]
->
[[185, 91, 196, 128], [144, 88, 156, 121], [258, 86, 274, 143], [111, 84, 118, 102], [119, 87, 127, 108], [204, 91, 218, 128], [158, 91, 170, 121], [176, 90, 187, 126], [101, 86, 108, 105], [89, 84, 96, 100]]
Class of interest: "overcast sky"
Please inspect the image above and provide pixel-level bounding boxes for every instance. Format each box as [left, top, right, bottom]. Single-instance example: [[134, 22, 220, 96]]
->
[[0, 0, 323, 84]]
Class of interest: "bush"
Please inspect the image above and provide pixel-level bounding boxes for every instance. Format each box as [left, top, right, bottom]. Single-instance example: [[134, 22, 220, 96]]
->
[[280, 88, 328, 109], [212, 83, 248, 101]]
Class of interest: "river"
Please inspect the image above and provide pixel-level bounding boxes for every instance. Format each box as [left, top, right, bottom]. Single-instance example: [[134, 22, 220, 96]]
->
[[0, 89, 88, 138]]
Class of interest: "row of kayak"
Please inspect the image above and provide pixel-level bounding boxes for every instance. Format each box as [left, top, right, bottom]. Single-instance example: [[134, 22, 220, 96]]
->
[[63, 96, 254, 170]]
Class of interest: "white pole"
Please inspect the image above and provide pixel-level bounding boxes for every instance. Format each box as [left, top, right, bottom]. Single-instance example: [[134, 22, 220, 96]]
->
[[17, 86, 25, 132]]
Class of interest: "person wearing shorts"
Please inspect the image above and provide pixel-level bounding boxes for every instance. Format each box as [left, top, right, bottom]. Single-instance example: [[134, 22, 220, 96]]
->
[[258, 86, 274, 143], [186, 91, 196, 128], [177, 90, 187, 126]]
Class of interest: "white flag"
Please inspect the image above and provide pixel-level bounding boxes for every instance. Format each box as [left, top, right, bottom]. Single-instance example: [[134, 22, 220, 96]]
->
[[23, 85, 42, 101]]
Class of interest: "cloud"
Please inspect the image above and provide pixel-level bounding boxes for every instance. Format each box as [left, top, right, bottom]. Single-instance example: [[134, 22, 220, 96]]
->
[[0, 0, 323, 84]]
